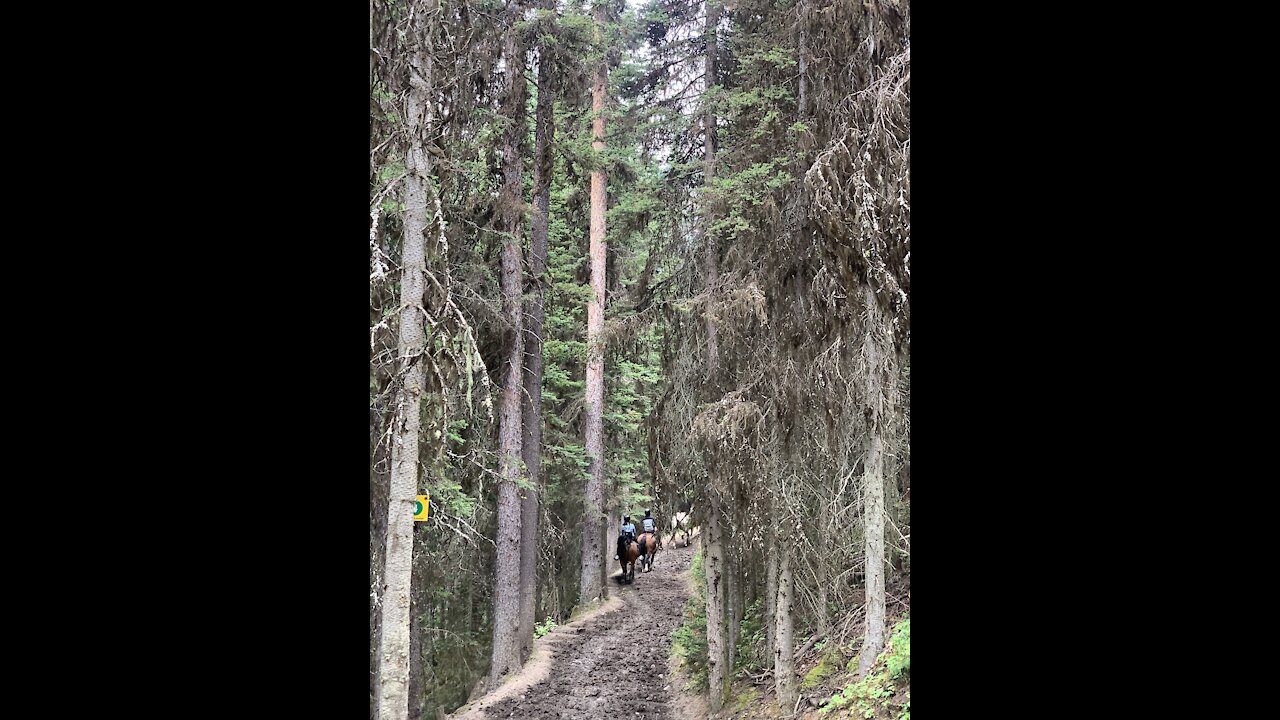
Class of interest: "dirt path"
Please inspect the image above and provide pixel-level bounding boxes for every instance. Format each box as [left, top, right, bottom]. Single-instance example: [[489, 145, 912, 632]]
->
[[457, 539, 697, 720]]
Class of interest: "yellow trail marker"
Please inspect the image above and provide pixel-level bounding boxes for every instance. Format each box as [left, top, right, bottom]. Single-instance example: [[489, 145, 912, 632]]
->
[[414, 494, 430, 522]]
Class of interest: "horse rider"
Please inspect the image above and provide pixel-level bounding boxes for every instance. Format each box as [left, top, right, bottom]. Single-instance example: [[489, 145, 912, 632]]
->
[[641, 508, 662, 551], [615, 515, 637, 560]]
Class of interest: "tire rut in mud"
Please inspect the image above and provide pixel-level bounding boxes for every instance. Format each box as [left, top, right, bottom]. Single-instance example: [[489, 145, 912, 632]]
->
[[482, 543, 695, 720]]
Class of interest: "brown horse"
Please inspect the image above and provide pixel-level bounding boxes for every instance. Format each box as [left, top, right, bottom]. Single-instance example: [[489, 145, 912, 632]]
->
[[618, 539, 639, 583], [638, 532, 659, 572]]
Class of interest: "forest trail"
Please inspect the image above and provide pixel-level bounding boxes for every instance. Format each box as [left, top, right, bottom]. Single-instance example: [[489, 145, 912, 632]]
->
[[453, 538, 697, 720]]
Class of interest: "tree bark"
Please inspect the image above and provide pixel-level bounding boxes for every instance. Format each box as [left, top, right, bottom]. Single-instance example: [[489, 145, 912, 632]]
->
[[796, 0, 809, 119], [703, 0, 721, 377], [705, 489, 727, 711], [519, 6, 555, 661], [377, 37, 433, 720], [726, 545, 740, 664], [696, 1, 727, 707], [579, 0, 609, 607], [857, 284, 887, 676], [774, 537, 795, 716], [407, 527, 426, 720], [701, 4, 727, 709], [765, 517, 778, 663], [488, 12, 528, 685]]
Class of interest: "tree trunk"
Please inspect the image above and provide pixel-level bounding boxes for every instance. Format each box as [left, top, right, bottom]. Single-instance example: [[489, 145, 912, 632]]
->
[[796, 0, 809, 119], [726, 546, 740, 666], [703, 0, 721, 378], [705, 490, 727, 711], [519, 10, 555, 661], [488, 14, 528, 685], [726, 517, 745, 668], [857, 285, 887, 676], [407, 527, 426, 720], [701, 5, 726, 709], [765, 521, 778, 663], [579, 0, 609, 608], [774, 538, 795, 716], [376, 37, 434, 720]]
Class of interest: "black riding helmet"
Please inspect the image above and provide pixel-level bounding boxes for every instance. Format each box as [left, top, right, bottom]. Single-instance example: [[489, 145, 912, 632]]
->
[[624, 515, 631, 523], [644, 509, 652, 516]]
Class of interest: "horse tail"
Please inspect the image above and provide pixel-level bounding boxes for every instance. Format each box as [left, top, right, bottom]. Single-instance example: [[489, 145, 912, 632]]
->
[[639, 535, 647, 556]]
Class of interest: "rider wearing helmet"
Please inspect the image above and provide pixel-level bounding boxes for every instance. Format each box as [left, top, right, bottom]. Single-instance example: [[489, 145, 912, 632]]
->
[[615, 515, 637, 560], [640, 508, 661, 551]]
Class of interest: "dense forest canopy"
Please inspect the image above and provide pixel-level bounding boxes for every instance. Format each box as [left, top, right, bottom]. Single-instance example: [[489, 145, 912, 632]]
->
[[371, 1, 909, 717]]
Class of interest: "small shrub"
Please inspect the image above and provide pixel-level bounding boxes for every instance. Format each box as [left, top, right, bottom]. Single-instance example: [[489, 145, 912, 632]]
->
[[671, 596, 709, 690], [534, 616, 557, 639]]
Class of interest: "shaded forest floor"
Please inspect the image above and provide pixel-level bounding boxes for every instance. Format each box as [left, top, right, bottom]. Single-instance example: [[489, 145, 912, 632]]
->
[[452, 539, 697, 720]]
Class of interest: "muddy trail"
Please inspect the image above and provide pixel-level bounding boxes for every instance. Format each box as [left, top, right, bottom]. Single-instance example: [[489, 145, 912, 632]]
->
[[465, 539, 696, 720]]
